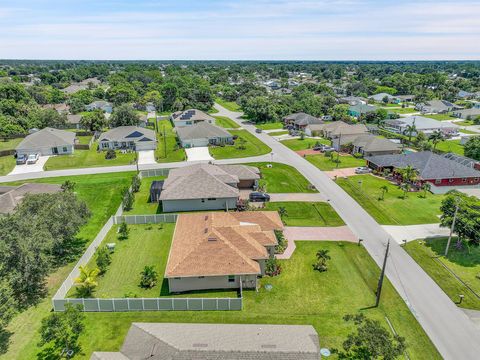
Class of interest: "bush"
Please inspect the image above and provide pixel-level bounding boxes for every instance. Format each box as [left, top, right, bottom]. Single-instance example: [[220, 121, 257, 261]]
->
[[96, 247, 112, 275], [140, 265, 158, 288], [131, 174, 141, 193], [105, 149, 116, 159], [352, 152, 363, 158], [274, 230, 287, 254], [265, 257, 282, 276], [118, 222, 129, 240], [122, 188, 134, 211]]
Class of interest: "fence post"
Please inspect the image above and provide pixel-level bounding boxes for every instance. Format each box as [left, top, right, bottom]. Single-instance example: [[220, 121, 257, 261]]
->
[[172, 298, 174, 310], [97, 298, 100, 312], [228, 298, 231, 310], [112, 299, 116, 312], [142, 298, 145, 311], [127, 298, 130, 311]]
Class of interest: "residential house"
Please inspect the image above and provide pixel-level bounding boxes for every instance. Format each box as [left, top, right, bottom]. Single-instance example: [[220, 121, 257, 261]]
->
[[304, 124, 325, 137], [396, 95, 416, 103], [176, 122, 233, 148], [383, 115, 458, 136], [98, 126, 157, 151], [16, 127, 76, 156], [319, 121, 368, 139], [458, 90, 475, 99], [283, 112, 323, 130], [171, 109, 215, 127], [66, 114, 82, 130], [85, 101, 113, 114], [0, 183, 62, 214], [348, 134, 402, 157], [452, 108, 480, 120], [416, 100, 462, 114], [165, 211, 283, 292], [90, 323, 320, 360], [338, 96, 366, 106], [365, 151, 480, 194], [348, 104, 377, 117], [159, 163, 260, 212], [138, 114, 149, 127], [41, 103, 70, 114], [368, 93, 400, 103]]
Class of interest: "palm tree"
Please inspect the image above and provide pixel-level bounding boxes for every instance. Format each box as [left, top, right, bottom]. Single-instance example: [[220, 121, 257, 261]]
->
[[403, 119, 417, 143], [400, 182, 411, 199], [421, 182, 431, 198], [379, 185, 389, 200], [428, 130, 445, 151], [313, 249, 331, 272], [74, 266, 99, 297], [399, 165, 417, 183], [140, 265, 158, 288]]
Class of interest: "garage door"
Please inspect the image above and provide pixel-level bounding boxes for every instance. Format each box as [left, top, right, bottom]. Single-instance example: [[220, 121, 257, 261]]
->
[[136, 141, 155, 151]]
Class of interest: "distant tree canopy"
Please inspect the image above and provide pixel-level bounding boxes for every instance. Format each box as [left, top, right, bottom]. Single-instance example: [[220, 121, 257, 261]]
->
[[109, 104, 139, 127], [464, 136, 480, 160]]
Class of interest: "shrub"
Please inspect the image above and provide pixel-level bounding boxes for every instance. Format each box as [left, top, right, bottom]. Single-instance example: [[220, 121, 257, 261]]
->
[[313, 249, 331, 272], [96, 247, 112, 275], [118, 222, 129, 240], [352, 152, 363, 158], [105, 149, 116, 159], [122, 188, 134, 211], [140, 265, 158, 288], [131, 174, 141, 193], [265, 257, 282, 276], [274, 230, 287, 254]]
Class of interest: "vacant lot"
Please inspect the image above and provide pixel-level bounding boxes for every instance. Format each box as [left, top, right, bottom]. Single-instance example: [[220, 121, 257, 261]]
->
[[388, 107, 418, 114], [215, 98, 242, 112], [337, 175, 443, 225], [264, 202, 345, 227], [210, 130, 271, 159], [25, 241, 441, 359], [436, 139, 464, 155], [405, 238, 480, 310], [0, 155, 15, 175], [281, 138, 330, 151], [214, 115, 240, 128], [246, 162, 317, 193], [44, 143, 136, 170], [256, 122, 284, 130], [306, 153, 365, 171], [155, 119, 186, 163]]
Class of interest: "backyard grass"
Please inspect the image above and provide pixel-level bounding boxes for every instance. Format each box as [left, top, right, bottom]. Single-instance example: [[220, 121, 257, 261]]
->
[[405, 238, 480, 310], [44, 143, 136, 170], [306, 153, 365, 171], [0, 137, 22, 150], [281, 138, 331, 151], [213, 115, 240, 128], [245, 162, 316, 193], [1, 172, 133, 360], [209, 130, 271, 159], [264, 202, 345, 227], [0, 155, 15, 175], [424, 114, 456, 121], [215, 98, 241, 112], [23, 242, 440, 359], [155, 119, 186, 163], [124, 176, 165, 215], [436, 139, 464, 155], [256, 122, 284, 130], [336, 175, 443, 225], [77, 135, 92, 145]]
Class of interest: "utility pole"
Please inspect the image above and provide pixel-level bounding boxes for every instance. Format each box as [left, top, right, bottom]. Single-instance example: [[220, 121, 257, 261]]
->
[[375, 240, 390, 307], [336, 132, 342, 169], [445, 198, 460, 257]]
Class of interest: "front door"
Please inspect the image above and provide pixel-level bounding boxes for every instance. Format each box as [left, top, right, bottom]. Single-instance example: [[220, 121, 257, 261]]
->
[[52, 147, 59, 154]]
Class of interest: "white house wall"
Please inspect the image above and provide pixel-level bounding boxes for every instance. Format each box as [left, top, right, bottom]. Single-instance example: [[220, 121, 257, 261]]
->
[[162, 198, 238, 212], [168, 274, 257, 293], [17, 144, 74, 156]]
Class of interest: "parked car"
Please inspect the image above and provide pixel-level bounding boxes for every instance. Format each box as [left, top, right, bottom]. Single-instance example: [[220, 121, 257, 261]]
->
[[16, 154, 28, 165], [355, 166, 372, 174], [249, 192, 271, 202], [255, 128, 262, 133], [27, 153, 40, 164]]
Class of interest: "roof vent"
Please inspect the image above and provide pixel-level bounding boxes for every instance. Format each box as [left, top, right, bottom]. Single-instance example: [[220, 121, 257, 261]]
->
[[208, 237, 217, 242]]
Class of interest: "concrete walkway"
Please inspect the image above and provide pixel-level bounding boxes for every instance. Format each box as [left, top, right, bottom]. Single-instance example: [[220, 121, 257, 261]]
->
[[382, 223, 450, 244], [277, 226, 357, 259], [185, 147, 214, 162], [269, 193, 326, 202]]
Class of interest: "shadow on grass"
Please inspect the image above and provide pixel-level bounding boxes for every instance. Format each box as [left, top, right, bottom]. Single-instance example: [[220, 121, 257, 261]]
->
[[0, 328, 12, 355], [424, 237, 480, 268]]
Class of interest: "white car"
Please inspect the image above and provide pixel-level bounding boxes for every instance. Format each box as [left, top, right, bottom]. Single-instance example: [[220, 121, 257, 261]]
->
[[355, 166, 372, 174], [26, 153, 40, 164]]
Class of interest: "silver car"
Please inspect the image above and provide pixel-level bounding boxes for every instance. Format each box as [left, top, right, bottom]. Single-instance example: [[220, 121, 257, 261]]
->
[[355, 166, 372, 174], [27, 153, 40, 164]]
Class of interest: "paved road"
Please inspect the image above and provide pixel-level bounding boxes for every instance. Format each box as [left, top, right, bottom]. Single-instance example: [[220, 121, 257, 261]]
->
[[213, 103, 480, 359], [383, 224, 451, 244]]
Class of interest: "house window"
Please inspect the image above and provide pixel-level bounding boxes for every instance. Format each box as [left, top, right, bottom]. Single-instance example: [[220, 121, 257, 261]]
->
[[228, 275, 235, 283], [449, 179, 454, 183], [462, 178, 467, 183], [207, 198, 216, 201], [63, 147, 67, 152], [435, 179, 441, 184], [475, 178, 479, 181], [174, 277, 181, 280], [198, 276, 205, 279], [201, 199, 205, 203]]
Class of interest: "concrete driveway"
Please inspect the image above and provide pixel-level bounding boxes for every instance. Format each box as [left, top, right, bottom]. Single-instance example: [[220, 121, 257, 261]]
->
[[137, 150, 156, 165], [325, 167, 359, 179], [9, 156, 49, 175], [185, 147, 213, 162], [382, 223, 450, 244]]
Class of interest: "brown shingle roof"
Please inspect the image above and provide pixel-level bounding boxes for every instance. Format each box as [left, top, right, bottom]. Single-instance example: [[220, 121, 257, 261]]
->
[[165, 212, 283, 278]]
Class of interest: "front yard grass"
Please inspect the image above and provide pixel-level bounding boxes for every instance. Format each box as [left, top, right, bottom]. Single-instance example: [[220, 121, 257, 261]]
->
[[256, 122, 284, 130], [246, 162, 317, 193], [306, 153, 365, 171], [209, 130, 271, 159], [44, 142, 136, 170], [213, 115, 240, 128], [264, 202, 345, 227], [34, 241, 440, 360], [155, 119, 186, 163], [405, 238, 480, 310], [436, 139, 464, 155], [336, 174, 443, 225], [389, 107, 418, 114], [0, 155, 15, 175], [281, 138, 331, 151], [215, 98, 241, 112]]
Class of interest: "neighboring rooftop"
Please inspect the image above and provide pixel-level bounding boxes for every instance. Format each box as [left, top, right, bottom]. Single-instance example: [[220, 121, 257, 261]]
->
[[0, 183, 62, 214], [91, 323, 320, 360], [98, 126, 156, 143], [385, 115, 458, 130], [172, 109, 215, 124], [16, 127, 76, 150], [284, 112, 323, 126]]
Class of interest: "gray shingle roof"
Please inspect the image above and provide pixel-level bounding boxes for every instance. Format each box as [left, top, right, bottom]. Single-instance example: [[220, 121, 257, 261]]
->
[[385, 116, 458, 131], [366, 151, 480, 179], [176, 122, 232, 141], [16, 128, 76, 150], [99, 126, 156, 143], [91, 323, 320, 360], [352, 134, 402, 152], [172, 109, 215, 123], [284, 113, 322, 126], [0, 183, 62, 214]]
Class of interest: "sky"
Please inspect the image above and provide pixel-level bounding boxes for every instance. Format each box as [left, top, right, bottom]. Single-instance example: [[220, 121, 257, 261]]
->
[[0, 0, 479, 60]]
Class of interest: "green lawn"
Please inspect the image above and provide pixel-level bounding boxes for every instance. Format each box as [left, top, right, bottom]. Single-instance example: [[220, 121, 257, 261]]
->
[[306, 153, 366, 171], [436, 140, 464, 155], [124, 176, 165, 215], [405, 238, 480, 310], [281, 138, 331, 151], [336, 175, 444, 225], [2, 172, 132, 360], [213, 115, 240, 128], [424, 114, 456, 121], [388, 107, 418, 114], [459, 129, 478, 134], [77, 135, 92, 145], [0, 137, 22, 150], [264, 202, 345, 227], [26, 242, 440, 359], [454, 120, 474, 126], [210, 130, 271, 159], [155, 119, 186, 163], [215, 98, 241, 112], [256, 122, 284, 130], [44, 142, 136, 170], [246, 162, 317, 193], [0, 155, 15, 175], [268, 130, 289, 136]]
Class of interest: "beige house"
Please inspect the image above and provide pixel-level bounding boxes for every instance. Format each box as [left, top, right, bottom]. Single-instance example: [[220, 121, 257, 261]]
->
[[171, 109, 215, 127], [16, 127, 76, 156], [165, 211, 283, 293]]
